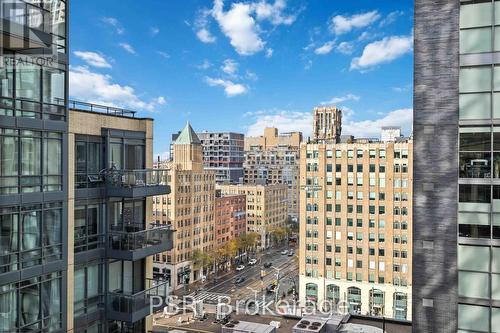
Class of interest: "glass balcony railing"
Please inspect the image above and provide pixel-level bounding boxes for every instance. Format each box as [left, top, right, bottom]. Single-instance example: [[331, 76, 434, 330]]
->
[[107, 279, 168, 323], [107, 225, 173, 261], [105, 169, 169, 197]]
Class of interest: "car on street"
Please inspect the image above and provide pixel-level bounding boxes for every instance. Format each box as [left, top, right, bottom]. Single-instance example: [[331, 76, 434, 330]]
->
[[288, 250, 295, 256], [263, 262, 272, 268], [234, 277, 245, 284], [281, 250, 288, 255], [236, 264, 245, 271], [248, 258, 257, 265]]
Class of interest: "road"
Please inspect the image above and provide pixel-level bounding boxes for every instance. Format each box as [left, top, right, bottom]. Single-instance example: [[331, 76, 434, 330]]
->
[[189, 245, 299, 306]]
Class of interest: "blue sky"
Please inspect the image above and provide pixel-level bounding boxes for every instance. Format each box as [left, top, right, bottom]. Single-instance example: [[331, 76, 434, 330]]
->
[[69, 0, 414, 158]]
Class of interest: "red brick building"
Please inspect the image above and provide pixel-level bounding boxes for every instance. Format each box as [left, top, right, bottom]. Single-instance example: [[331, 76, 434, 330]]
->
[[215, 192, 246, 247]]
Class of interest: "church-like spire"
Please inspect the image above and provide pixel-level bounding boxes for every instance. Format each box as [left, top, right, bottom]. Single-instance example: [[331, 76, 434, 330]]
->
[[174, 122, 201, 144]]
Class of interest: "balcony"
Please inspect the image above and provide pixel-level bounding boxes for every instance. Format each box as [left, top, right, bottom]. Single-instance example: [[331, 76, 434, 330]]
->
[[107, 225, 174, 261], [107, 279, 168, 323], [1, 0, 53, 50], [105, 169, 169, 198]]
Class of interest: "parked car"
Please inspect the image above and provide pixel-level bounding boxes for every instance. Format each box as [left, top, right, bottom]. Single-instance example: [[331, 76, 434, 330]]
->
[[248, 258, 257, 265], [236, 265, 245, 271], [234, 277, 245, 284], [263, 262, 272, 268], [281, 250, 288, 255], [288, 250, 295, 256]]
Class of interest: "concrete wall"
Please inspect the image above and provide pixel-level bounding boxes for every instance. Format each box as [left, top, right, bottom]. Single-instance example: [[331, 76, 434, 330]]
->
[[413, 1, 459, 332]]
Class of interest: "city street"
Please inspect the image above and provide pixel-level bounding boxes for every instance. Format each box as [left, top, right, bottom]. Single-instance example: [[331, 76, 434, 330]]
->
[[187, 244, 299, 306]]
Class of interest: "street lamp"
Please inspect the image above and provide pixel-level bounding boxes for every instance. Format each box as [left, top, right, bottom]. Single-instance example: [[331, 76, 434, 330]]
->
[[271, 266, 282, 303]]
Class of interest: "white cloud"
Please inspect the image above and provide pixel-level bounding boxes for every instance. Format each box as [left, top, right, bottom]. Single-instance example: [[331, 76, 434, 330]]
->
[[197, 59, 212, 70], [212, 0, 265, 55], [379, 10, 404, 27], [205, 76, 248, 97], [196, 28, 217, 43], [350, 35, 413, 70], [150, 26, 160, 36], [314, 40, 335, 55], [393, 84, 411, 92], [69, 66, 164, 112], [119, 43, 136, 54], [221, 59, 238, 75], [320, 94, 360, 106], [329, 11, 380, 35], [246, 110, 312, 137], [157, 51, 170, 59], [207, 0, 296, 56], [266, 48, 274, 58], [102, 17, 124, 34], [304, 59, 312, 70], [154, 96, 167, 105], [337, 41, 354, 55], [245, 107, 413, 139], [342, 108, 413, 137], [73, 51, 111, 68], [245, 70, 258, 81], [253, 0, 297, 25]]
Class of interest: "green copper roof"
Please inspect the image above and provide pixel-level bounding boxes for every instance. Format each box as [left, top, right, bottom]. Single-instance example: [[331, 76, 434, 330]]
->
[[174, 122, 201, 144]]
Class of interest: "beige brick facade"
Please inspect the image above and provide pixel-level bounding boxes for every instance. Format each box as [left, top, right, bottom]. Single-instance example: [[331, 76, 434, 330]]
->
[[152, 124, 216, 289], [217, 183, 288, 248], [299, 139, 413, 320]]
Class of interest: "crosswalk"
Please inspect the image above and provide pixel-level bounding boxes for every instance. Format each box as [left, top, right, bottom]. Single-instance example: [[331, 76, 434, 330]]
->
[[187, 291, 230, 304]]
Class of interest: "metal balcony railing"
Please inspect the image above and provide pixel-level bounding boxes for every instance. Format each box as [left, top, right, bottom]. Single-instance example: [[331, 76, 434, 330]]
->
[[105, 169, 167, 188], [108, 225, 172, 252], [68, 100, 137, 117], [104, 169, 169, 198], [107, 279, 168, 322]]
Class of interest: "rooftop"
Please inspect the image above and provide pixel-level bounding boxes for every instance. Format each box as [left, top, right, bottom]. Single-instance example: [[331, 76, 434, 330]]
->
[[68, 100, 153, 119], [174, 122, 202, 145]]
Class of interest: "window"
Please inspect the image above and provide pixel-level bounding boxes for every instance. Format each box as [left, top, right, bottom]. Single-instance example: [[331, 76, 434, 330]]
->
[[0, 129, 62, 194], [75, 136, 104, 188], [0, 202, 62, 272], [459, 184, 491, 203], [4, 60, 67, 120], [336, 150, 342, 158], [348, 150, 353, 158], [357, 149, 363, 158], [74, 202, 105, 253], [369, 150, 376, 158], [74, 261, 105, 317], [0, 272, 62, 331], [460, 2, 493, 54]]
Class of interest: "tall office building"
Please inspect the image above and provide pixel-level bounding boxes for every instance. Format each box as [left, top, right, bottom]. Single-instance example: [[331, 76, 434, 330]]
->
[[244, 127, 302, 151], [152, 123, 216, 290], [0, 2, 172, 332], [197, 131, 244, 184], [0, 2, 69, 332], [299, 109, 412, 320], [244, 127, 301, 221], [415, 1, 500, 332], [313, 106, 342, 143], [215, 191, 246, 247], [244, 147, 300, 220], [68, 103, 172, 332], [217, 183, 288, 248]]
